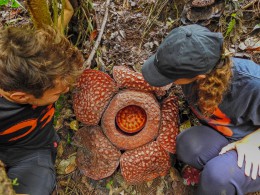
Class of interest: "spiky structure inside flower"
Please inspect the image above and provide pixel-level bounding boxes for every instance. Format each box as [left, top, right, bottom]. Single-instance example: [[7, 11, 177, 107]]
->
[[116, 105, 147, 133]]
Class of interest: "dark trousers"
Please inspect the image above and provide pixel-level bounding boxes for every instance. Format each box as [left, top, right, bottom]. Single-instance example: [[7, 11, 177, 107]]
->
[[0, 148, 56, 195], [176, 126, 260, 195]]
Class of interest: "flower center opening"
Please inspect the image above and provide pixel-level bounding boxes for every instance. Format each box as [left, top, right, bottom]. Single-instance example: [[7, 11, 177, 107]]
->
[[116, 105, 147, 134]]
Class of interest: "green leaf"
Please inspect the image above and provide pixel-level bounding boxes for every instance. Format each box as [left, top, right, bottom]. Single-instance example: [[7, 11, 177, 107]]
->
[[12, 178, 19, 186], [67, 133, 72, 144], [105, 180, 113, 190], [0, 0, 9, 6], [11, 0, 20, 8], [54, 95, 64, 125], [225, 17, 236, 38], [231, 13, 237, 17], [87, 1, 94, 9], [253, 24, 260, 31]]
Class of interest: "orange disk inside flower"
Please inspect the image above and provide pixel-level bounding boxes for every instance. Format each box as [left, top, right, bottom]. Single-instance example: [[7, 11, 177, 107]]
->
[[116, 105, 147, 133]]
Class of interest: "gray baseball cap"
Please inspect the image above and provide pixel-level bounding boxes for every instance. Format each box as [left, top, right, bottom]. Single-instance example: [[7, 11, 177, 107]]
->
[[142, 24, 223, 87]]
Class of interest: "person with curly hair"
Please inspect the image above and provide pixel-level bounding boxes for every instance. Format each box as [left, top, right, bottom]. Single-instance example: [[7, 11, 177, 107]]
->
[[0, 25, 83, 194], [142, 24, 260, 195]]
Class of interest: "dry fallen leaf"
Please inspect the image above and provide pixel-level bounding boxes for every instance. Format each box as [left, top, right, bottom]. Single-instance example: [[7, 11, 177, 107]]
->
[[69, 120, 79, 131], [57, 155, 77, 175], [180, 120, 192, 132]]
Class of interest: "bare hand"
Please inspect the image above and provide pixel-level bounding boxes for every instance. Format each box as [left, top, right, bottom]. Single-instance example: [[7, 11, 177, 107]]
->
[[219, 140, 260, 180]]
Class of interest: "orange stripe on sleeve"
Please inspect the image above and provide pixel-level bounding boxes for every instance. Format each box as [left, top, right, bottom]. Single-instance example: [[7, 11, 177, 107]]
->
[[0, 119, 37, 135], [40, 107, 55, 128]]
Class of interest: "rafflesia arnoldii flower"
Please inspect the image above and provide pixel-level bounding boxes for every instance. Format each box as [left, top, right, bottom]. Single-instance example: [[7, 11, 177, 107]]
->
[[72, 66, 179, 184]]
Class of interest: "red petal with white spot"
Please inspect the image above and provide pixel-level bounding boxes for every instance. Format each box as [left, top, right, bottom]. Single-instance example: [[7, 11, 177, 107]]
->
[[113, 66, 171, 96], [73, 69, 118, 125], [73, 126, 121, 180], [157, 94, 179, 153], [120, 141, 171, 184]]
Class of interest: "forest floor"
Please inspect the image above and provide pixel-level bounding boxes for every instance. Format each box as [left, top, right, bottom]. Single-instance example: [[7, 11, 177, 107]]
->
[[1, 0, 260, 194]]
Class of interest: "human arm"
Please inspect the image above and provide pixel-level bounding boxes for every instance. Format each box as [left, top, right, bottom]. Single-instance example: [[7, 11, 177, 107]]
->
[[57, 0, 74, 33], [219, 128, 260, 180]]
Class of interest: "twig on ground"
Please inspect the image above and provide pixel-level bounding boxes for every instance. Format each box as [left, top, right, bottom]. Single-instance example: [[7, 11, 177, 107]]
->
[[138, 0, 168, 49], [242, 0, 258, 10], [83, 0, 111, 69]]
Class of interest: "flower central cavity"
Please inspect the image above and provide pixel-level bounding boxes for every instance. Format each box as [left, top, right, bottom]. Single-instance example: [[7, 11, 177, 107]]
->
[[116, 105, 147, 134]]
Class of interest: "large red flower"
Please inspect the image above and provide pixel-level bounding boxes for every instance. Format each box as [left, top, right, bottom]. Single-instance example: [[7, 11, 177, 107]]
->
[[73, 66, 179, 184]]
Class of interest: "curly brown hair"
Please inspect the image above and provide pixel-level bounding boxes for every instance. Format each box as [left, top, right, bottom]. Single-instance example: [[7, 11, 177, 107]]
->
[[195, 53, 233, 117], [0, 25, 83, 98]]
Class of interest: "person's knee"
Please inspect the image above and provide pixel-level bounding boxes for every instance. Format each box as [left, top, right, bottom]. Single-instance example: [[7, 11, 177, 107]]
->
[[199, 158, 236, 194], [176, 127, 205, 165], [201, 162, 232, 185], [8, 150, 56, 195], [176, 126, 229, 169], [10, 167, 56, 195]]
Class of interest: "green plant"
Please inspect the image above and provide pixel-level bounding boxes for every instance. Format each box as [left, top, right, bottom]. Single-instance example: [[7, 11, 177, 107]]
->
[[67, 132, 72, 144], [12, 178, 19, 186], [70, 0, 94, 47], [105, 180, 113, 190], [220, 0, 244, 43], [0, 0, 20, 8], [225, 12, 237, 37], [54, 94, 64, 126]]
